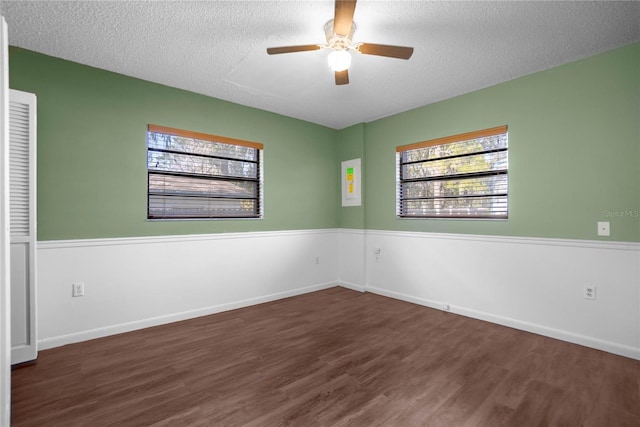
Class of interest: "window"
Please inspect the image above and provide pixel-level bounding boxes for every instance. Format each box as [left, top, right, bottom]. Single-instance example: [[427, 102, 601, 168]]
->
[[147, 125, 263, 219], [397, 125, 508, 219]]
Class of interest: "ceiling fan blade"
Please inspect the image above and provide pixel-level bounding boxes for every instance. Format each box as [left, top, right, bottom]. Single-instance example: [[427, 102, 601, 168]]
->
[[357, 43, 414, 60], [335, 69, 349, 85], [267, 45, 322, 55], [334, 0, 357, 36]]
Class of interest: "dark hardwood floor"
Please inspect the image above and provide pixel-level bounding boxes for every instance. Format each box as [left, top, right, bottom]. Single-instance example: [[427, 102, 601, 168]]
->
[[11, 287, 640, 426]]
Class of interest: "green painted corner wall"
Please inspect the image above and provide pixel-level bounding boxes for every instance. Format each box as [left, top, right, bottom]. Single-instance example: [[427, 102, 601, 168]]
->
[[363, 42, 640, 242], [9, 47, 339, 240], [337, 123, 365, 229], [9, 42, 639, 242]]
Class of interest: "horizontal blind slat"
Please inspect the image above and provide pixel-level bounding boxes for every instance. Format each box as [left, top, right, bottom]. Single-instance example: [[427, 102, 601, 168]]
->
[[9, 99, 31, 236]]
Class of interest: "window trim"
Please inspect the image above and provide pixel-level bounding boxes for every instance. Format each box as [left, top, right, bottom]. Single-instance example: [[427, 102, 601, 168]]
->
[[396, 125, 508, 220], [396, 125, 507, 153], [147, 124, 264, 220], [148, 124, 264, 150]]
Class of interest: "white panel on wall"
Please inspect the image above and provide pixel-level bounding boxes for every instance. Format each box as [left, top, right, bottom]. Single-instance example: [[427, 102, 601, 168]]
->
[[37, 230, 339, 349], [35, 228, 639, 361], [337, 228, 365, 291], [364, 230, 640, 360], [341, 158, 361, 207]]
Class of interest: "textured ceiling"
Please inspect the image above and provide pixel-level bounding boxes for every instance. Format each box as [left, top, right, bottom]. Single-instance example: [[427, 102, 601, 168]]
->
[[3, 0, 639, 129]]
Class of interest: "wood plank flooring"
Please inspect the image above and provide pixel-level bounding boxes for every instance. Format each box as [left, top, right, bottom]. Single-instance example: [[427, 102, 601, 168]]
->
[[11, 287, 640, 426]]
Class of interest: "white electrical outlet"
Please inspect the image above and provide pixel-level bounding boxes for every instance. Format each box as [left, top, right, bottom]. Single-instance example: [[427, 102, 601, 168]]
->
[[597, 221, 610, 236], [72, 282, 84, 297], [584, 285, 596, 300]]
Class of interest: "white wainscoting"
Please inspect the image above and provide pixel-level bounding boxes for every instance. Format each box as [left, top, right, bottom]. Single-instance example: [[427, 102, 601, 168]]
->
[[37, 229, 339, 349], [357, 229, 640, 360], [337, 228, 366, 292], [37, 228, 640, 360]]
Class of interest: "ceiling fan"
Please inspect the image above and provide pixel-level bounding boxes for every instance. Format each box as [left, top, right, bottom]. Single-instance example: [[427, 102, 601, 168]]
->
[[266, 0, 414, 85]]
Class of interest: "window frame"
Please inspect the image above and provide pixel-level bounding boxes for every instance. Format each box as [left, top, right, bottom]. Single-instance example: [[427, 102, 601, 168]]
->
[[146, 124, 264, 220], [396, 125, 508, 220]]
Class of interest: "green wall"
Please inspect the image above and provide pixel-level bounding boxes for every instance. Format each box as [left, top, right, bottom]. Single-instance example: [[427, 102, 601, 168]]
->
[[9, 42, 639, 242], [9, 48, 339, 240], [364, 42, 640, 242], [337, 123, 365, 229]]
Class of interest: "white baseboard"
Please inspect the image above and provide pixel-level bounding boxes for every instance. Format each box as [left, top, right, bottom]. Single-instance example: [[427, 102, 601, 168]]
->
[[39, 281, 337, 350], [338, 281, 366, 292], [367, 286, 640, 360]]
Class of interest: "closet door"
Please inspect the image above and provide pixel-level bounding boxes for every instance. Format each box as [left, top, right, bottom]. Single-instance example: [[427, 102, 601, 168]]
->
[[9, 89, 37, 365]]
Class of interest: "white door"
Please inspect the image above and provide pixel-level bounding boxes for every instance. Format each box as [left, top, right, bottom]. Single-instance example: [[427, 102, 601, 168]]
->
[[9, 89, 37, 365]]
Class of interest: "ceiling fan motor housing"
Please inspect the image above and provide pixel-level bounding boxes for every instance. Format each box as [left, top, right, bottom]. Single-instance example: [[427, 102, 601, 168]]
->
[[324, 19, 357, 51]]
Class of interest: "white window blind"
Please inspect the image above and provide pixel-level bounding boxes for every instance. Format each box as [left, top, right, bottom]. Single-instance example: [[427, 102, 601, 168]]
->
[[147, 125, 264, 219], [397, 126, 508, 219]]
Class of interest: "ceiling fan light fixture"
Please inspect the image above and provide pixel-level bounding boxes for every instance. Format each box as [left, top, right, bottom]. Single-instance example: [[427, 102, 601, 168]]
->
[[266, 1, 414, 85], [328, 49, 351, 72]]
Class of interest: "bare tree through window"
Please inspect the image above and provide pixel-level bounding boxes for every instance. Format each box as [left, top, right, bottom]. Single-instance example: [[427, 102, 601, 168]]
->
[[147, 125, 263, 219]]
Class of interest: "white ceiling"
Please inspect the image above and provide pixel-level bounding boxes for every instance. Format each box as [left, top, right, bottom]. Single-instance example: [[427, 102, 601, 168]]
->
[[3, 0, 639, 129]]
